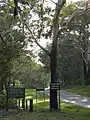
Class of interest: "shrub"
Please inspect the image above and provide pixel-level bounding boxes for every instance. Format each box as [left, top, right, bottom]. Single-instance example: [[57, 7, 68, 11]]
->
[[0, 91, 17, 109]]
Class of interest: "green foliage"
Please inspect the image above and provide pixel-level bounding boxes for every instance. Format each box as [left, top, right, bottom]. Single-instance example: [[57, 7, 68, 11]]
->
[[0, 2, 30, 89], [1, 0, 90, 94], [38, 44, 51, 73], [0, 91, 6, 108], [19, 60, 49, 88], [37, 2, 90, 87], [58, 3, 90, 86], [0, 91, 17, 109], [61, 4, 77, 17]]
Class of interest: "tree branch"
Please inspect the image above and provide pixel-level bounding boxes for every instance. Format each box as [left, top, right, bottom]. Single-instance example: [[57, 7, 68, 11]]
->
[[0, 34, 7, 45], [24, 23, 51, 57], [50, 0, 66, 7], [66, 8, 90, 27], [50, 0, 61, 6], [52, 0, 66, 45], [81, 52, 87, 64]]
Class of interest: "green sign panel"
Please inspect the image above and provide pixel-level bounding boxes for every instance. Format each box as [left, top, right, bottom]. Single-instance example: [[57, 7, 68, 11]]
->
[[7, 88, 25, 98]]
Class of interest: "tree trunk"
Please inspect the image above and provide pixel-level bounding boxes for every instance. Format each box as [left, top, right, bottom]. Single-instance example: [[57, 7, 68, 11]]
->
[[50, 0, 62, 110], [49, 0, 66, 109], [88, 63, 90, 81], [0, 85, 3, 92], [83, 54, 89, 85], [50, 40, 58, 109]]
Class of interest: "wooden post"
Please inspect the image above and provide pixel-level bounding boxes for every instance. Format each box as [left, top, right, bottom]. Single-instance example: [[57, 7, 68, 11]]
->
[[22, 99, 25, 110], [44, 89, 45, 102], [36, 90, 37, 103], [59, 85, 60, 110], [6, 95, 8, 111], [26, 99, 28, 110], [18, 99, 20, 107], [29, 99, 33, 112]]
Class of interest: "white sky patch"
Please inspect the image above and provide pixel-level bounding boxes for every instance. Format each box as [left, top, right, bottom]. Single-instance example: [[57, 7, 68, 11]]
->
[[46, 0, 83, 7]]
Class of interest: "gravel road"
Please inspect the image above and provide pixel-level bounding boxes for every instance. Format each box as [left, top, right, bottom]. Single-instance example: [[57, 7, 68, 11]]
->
[[43, 88, 90, 108]]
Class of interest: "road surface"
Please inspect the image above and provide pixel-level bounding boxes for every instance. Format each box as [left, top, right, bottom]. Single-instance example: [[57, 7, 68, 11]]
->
[[42, 88, 90, 108]]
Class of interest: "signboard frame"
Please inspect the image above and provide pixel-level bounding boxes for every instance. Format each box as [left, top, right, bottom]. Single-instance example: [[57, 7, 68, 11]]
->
[[6, 87, 25, 111]]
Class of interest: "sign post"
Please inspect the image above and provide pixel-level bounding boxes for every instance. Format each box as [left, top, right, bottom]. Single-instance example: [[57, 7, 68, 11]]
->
[[50, 83, 60, 110]]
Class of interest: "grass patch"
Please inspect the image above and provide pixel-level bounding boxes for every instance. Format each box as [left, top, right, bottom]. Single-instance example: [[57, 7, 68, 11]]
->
[[61, 102, 90, 120], [1, 88, 90, 120], [25, 89, 36, 100], [1, 102, 90, 120], [34, 100, 49, 111], [25, 89, 49, 110], [64, 85, 90, 96], [0, 110, 74, 120], [25, 89, 48, 101]]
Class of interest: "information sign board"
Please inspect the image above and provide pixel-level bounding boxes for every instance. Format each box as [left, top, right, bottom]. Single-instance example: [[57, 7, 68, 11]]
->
[[50, 83, 60, 90], [50, 83, 60, 110], [7, 88, 25, 98], [36, 88, 44, 91]]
